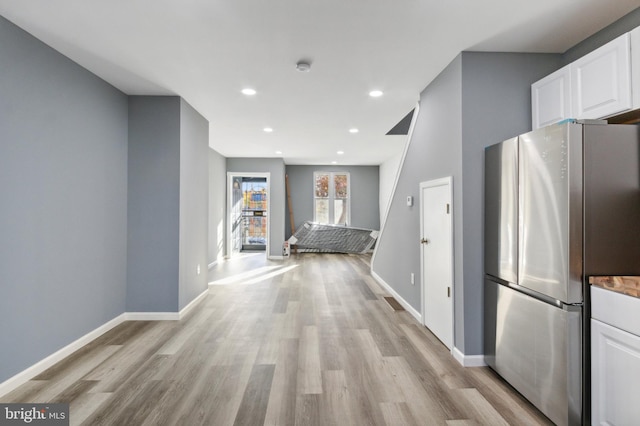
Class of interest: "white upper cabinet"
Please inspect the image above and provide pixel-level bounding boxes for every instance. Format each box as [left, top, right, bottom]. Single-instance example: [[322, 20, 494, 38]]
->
[[532, 28, 640, 129], [571, 33, 631, 119], [631, 26, 640, 109], [532, 65, 571, 129]]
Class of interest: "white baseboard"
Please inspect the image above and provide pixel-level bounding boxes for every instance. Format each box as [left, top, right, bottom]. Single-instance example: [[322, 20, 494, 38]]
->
[[124, 312, 180, 321], [452, 347, 486, 367], [178, 288, 209, 319], [268, 255, 284, 260], [370, 271, 422, 323], [0, 313, 126, 398], [0, 288, 212, 398]]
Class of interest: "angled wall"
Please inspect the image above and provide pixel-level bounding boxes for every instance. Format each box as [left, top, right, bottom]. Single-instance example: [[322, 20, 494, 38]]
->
[[372, 52, 561, 357], [0, 16, 128, 383], [372, 55, 463, 323]]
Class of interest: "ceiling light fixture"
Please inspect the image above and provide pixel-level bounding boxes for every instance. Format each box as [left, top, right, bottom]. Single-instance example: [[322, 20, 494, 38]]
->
[[331, 161, 338, 164], [337, 151, 344, 155], [349, 128, 359, 133], [241, 88, 257, 96], [263, 127, 273, 133], [369, 90, 383, 97], [296, 61, 311, 72], [275, 150, 282, 155]]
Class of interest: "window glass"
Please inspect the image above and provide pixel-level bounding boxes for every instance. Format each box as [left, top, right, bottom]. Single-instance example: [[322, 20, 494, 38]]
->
[[334, 199, 348, 225], [315, 199, 329, 224], [313, 171, 350, 225], [315, 174, 329, 198], [334, 174, 348, 198]]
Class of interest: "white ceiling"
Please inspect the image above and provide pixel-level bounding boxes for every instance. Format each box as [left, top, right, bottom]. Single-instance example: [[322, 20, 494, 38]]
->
[[1, 1, 638, 165]]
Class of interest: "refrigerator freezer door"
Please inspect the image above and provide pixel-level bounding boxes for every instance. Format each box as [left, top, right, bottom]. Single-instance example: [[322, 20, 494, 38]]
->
[[518, 123, 583, 304], [485, 278, 582, 426], [484, 137, 518, 283]]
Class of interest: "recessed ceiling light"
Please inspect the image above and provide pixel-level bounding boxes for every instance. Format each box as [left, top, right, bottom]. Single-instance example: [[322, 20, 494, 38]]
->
[[296, 61, 311, 72], [331, 161, 338, 164], [369, 90, 383, 98], [275, 150, 282, 155], [241, 88, 257, 96], [263, 127, 273, 133], [337, 151, 344, 155], [349, 128, 359, 133]]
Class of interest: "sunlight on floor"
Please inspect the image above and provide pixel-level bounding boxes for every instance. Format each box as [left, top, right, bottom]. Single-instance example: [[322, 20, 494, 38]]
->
[[208, 264, 299, 286]]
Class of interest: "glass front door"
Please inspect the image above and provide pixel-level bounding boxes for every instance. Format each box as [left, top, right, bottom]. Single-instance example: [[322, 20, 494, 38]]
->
[[241, 178, 267, 251]]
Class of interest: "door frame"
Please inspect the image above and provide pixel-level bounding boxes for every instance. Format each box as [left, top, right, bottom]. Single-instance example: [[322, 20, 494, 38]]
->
[[419, 176, 454, 349], [226, 172, 271, 258]]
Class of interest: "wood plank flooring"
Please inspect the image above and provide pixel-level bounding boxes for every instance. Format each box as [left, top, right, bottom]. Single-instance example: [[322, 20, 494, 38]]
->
[[1, 253, 553, 425]]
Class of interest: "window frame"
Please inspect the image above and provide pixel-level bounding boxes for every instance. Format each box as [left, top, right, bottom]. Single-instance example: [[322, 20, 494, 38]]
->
[[313, 171, 351, 226]]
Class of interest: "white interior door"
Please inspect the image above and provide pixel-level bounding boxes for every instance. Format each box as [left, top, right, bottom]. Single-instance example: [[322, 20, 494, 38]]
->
[[420, 177, 453, 349]]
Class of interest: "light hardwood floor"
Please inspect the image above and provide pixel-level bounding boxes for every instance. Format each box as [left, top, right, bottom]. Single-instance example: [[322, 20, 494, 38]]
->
[[1, 253, 553, 425]]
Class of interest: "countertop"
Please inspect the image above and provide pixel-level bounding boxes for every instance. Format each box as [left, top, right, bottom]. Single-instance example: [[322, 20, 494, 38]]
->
[[589, 276, 640, 298]]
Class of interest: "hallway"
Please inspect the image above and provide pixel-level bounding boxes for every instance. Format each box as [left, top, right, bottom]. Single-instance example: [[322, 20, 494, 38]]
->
[[1, 254, 551, 425]]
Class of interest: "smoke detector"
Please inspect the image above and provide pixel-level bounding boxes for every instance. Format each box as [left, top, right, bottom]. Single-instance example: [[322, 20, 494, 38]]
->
[[296, 61, 311, 72]]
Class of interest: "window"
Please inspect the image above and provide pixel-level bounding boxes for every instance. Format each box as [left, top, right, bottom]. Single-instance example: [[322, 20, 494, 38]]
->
[[314, 172, 350, 225]]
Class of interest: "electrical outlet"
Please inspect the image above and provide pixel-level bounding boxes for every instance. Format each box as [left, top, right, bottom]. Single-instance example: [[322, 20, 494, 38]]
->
[[410, 273, 415, 285]]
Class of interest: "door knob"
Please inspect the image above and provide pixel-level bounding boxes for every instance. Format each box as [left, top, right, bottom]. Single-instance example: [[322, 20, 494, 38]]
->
[[421, 238, 429, 244]]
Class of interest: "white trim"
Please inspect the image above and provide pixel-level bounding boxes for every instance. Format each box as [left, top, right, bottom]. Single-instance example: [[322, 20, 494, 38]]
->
[[207, 259, 220, 269], [371, 271, 422, 323], [0, 288, 211, 398], [371, 101, 420, 268], [267, 254, 284, 260], [452, 347, 486, 367], [124, 312, 180, 321], [178, 288, 209, 319], [0, 313, 126, 397]]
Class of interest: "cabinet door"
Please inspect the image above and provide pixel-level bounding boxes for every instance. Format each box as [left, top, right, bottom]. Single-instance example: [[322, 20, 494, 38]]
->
[[631, 27, 640, 109], [571, 33, 631, 119], [591, 319, 640, 425], [532, 65, 571, 129]]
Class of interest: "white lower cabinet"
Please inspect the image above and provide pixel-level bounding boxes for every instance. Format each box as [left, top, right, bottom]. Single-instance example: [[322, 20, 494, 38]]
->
[[591, 318, 640, 425]]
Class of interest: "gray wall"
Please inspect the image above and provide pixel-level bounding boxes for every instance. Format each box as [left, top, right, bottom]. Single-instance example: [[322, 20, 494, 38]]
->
[[372, 52, 561, 356], [459, 52, 562, 354], [208, 149, 227, 265], [285, 165, 380, 239], [562, 7, 640, 64], [0, 16, 128, 383], [127, 97, 181, 312], [178, 99, 209, 310], [226, 158, 286, 258]]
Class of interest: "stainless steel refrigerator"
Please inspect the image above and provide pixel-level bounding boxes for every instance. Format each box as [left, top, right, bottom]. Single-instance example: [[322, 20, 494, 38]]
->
[[484, 121, 640, 426]]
